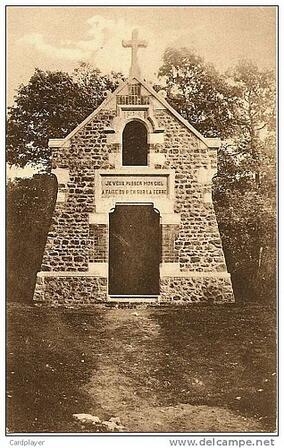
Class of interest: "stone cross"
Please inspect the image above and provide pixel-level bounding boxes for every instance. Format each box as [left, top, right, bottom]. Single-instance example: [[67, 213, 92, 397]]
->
[[122, 29, 148, 78]]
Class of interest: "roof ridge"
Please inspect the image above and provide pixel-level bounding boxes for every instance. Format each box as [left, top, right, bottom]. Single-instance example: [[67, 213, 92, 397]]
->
[[49, 76, 220, 149]]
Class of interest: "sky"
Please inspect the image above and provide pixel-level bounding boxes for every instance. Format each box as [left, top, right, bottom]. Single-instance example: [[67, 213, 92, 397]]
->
[[7, 6, 276, 106]]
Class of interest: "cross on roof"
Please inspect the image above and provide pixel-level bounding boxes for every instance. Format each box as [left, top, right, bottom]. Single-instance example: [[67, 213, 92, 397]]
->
[[122, 29, 148, 79]]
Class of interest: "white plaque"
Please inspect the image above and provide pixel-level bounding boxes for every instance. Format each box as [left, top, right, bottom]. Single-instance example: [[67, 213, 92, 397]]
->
[[101, 174, 168, 198]]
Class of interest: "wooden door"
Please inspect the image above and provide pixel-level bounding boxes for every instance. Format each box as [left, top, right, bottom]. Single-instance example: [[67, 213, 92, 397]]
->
[[109, 204, 161, 296]]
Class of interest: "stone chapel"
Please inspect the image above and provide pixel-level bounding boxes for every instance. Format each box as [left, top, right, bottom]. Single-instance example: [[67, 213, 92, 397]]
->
[[34, 30, 234, 304]]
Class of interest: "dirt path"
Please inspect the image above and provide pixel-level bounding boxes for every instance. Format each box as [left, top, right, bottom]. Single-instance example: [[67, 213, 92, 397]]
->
[[82, 308, 264, 433]]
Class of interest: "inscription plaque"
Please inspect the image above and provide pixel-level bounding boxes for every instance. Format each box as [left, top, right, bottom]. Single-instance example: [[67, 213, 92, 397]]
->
[[100, 174, 169, 198]]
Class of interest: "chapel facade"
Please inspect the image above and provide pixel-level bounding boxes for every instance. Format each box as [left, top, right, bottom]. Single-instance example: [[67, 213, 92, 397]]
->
[[33, 30, 234, 304]]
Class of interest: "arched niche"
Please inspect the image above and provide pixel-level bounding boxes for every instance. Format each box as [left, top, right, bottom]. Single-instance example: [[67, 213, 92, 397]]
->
[[122, 120, 148, 166]]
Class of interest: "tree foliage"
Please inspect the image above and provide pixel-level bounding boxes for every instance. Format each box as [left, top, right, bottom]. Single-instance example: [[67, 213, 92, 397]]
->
[[158, 47, 237, 138], [227, 60, 275, 145], [7, 63, 124, 168]]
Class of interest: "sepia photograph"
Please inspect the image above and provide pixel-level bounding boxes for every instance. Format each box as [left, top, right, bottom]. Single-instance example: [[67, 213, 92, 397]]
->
[[6, 3, 277, 440]]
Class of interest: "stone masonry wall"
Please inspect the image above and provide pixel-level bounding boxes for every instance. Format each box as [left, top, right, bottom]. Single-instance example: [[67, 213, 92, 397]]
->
[[42, 111, 115, 271], [34, 275, 107, 304], [89, 225, 107, 263], [161, 224, 179, 263], [160, 276, 234, 303], [35, 89, 233, 304], [155, 110, 227, 273]]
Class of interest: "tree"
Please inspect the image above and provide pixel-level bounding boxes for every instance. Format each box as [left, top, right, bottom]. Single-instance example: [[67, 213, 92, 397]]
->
[[7, 174, 58, 303], [226, 60, 275, 153], [213, 60, 276, 303], [158, 47, 237, 138], [222, 60, 276, 183], [7, 63, 124, 168]]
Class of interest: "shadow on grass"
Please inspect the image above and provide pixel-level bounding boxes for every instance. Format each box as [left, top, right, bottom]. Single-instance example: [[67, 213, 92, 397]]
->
[[149, 304, 276, 431], [7, 306, 107, 433]]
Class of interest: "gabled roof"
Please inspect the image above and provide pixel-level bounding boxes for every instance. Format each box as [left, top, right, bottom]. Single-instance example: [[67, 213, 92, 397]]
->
[[48, 75, 220, 149]]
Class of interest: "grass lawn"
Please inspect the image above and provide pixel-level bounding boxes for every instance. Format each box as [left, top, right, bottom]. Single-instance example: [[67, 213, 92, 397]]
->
[[6, 303, 276, 433]]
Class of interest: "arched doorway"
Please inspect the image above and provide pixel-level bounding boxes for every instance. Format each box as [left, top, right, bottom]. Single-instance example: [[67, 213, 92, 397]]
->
[[109, 204, 161, 296], [122, 121, 148, 166]]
